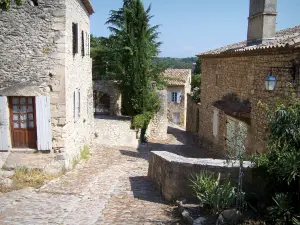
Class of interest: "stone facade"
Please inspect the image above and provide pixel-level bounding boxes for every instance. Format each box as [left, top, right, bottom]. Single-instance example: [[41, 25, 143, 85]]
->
[[148, 151, 265, 201], [197, 48, 300, 157], [146, 90, 168, 141], [93, 80, 122, 116], [0, 0, 94, 169], [164, 69, 192, 129]]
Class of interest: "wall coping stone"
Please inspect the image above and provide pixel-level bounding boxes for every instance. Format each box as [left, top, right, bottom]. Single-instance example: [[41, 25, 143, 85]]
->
[[151, 151, 253, 168]]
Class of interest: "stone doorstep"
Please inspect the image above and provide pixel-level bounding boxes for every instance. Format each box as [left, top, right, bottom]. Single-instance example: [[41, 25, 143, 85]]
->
[[1, 151, 55, 171]]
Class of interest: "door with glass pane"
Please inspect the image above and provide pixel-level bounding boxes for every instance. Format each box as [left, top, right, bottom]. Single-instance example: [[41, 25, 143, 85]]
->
[[9, 97, 37, 148]]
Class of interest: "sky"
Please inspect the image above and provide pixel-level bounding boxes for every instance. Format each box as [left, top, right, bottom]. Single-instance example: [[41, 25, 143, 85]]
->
[[90, 0, 300, 58]]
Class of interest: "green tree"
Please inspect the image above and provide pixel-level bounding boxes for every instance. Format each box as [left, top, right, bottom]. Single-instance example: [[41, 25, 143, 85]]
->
[[106, 0, 163, 140], [193, 57, 202, 74], [191, 73, 201, 103], [0, 0, 23, 10]]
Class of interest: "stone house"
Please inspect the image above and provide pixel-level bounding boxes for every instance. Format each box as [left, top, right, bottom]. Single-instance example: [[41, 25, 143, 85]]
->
[[192, 0, 300, 157], [0, 0, 94, 169], [163, 69, 191, 128]]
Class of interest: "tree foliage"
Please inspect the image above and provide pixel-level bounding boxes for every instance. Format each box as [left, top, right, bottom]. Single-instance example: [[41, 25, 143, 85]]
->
[[252, 98, 300, 184], [153, 57, 196, 69], [0, 0, 23, 10], [106, 0, 162, 140]]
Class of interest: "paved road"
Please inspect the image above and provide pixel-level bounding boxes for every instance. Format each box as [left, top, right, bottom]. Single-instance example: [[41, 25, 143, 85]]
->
[[0, 146, 180, 225]]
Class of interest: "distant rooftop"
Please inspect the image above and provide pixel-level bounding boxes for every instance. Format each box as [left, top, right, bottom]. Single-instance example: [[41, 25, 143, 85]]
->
[[198, 25, 300, 56], [163, 69, 191, 86]]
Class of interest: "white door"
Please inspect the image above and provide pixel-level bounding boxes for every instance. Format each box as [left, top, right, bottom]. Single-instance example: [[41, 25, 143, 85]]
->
[[173, 112, 180, 124], [0, 96, 11, 151]]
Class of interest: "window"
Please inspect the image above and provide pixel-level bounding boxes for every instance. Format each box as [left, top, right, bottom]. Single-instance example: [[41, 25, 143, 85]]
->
[[30, 0, 38, 6], [72, 23, 79, 55], [81, 31, 85, 56], [74, 89, 80, 122], [172, 92, 178, 102], [213, 109, 219, 137]]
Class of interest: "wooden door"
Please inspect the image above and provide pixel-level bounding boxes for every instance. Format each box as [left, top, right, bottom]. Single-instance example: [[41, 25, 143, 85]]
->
[[9, 97, 37, 148], [226, 117, 248, 157]]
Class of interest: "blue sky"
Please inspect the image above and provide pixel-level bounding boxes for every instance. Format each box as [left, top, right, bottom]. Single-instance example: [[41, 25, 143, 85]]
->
[[90, 0, 300, 58]]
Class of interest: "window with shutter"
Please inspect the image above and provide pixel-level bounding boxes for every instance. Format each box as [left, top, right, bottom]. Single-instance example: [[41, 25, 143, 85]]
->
[[74, 89, 81, 122], [72, 23, 79, 55], [81, 30, 85, 56]]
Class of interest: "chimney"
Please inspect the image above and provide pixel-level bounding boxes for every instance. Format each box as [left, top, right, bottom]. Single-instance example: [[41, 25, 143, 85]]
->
[[247, 0, 277, 46]]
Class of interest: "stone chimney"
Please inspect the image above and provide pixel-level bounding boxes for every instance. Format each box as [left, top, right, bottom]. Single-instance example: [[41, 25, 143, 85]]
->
[[247, 0, 277, 46]]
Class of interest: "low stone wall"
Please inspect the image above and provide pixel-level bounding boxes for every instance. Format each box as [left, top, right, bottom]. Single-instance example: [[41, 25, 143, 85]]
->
[[148, 151, 265, 201]]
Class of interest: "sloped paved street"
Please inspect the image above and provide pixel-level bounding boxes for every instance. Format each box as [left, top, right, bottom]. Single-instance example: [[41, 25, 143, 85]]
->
[[0, 146, 180, 225]]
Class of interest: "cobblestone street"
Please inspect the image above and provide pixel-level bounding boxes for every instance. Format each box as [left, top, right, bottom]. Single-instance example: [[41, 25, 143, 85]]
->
[[0, 145, 181, 225]]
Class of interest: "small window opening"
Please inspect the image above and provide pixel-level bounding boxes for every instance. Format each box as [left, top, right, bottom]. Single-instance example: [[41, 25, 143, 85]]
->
[[31, 0, 38, 6]]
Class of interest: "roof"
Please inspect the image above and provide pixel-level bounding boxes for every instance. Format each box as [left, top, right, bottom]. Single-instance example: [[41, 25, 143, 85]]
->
[[162, 69, 191, 86], [81, 0, 94, 15], [199, 25, 300, 56]]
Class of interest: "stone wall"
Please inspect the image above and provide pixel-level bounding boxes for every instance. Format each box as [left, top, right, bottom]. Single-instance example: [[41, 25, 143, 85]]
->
[[63, 0, 94, 169], [148, 151, 265, 201], [186, 94, 201, 133], [93, 80, 121, 116], [146, 90, 168, 141], [0, 0, 67, 152], [198, 49, 300, 156]]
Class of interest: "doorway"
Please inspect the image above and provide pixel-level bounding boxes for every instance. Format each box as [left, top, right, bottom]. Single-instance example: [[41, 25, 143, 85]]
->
[[226, 116, 248, 157], [9, 97, 37, 148]]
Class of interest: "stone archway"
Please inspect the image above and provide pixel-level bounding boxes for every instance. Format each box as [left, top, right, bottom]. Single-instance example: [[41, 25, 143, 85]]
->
[[94, 91, 110, 115]]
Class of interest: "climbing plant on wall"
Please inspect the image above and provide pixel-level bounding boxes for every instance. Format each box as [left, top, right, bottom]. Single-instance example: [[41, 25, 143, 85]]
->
[[0, 0, 23, 10]]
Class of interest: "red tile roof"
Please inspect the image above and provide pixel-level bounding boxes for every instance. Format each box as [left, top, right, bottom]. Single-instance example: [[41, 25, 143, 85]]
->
[[82, 0, 94, 15], [163, 69, 191, 86], [199, 25, 300, 56]]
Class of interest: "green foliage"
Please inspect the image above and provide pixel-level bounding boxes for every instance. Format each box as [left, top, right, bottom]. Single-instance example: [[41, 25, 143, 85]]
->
[[153, 57, 196, 69], [0, 0, 23, 10], [193, 57, 202, 75], [251, 100, 300, 184], [190, 171, 236, 214], [267, 193, 300, 225], [105, 0, 162, 140], [191, 74, 201, 103], [80, 145, 91, 161]]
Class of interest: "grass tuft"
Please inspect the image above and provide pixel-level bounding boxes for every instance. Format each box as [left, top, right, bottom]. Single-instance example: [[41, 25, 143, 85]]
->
[[12, 167, 57, 189], [80, 145, 91, 161]]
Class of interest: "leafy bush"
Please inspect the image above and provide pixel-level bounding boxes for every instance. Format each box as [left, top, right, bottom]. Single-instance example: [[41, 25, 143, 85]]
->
[[267, 193, 300, 225], [251, 101, 300, 184], [190, 171, 236, 214]]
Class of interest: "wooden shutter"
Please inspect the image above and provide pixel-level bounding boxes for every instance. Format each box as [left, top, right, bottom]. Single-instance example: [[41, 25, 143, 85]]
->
[[167, 92, 172, 102], [72, 23, 79, 54], [36, 96, 52, 151], [81, 30, 85, 56], [177, 92, 181, 103], [0, 96, 11, 151]]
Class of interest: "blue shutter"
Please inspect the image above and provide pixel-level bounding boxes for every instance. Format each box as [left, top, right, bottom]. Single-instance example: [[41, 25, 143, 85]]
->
[[177, 92, 181, 103], [36, 96, 52, 151], [0, 96, 11, 151], [168, 92, 172, 102]]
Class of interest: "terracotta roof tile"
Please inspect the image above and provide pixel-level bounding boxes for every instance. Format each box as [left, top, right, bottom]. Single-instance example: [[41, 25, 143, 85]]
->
[[81, 0, 94, 15], [163, 69, 191, 86], [199, 25, 300, 56]]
